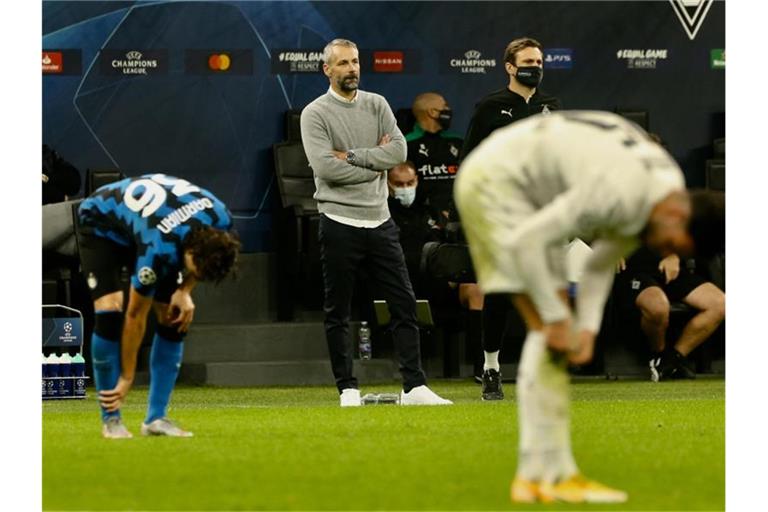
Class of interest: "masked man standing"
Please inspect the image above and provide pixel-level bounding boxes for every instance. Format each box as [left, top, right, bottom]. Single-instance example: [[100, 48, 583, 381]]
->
[[460, 37, 562, 400]]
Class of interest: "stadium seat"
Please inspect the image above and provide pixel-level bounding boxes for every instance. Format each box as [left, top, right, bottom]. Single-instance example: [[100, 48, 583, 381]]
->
[[272, 142, 322, 320], [614, 107, 649, 131], [712, 137, 725, 159], [284, 109, 303, 143], [395, 108, 416, 135], [42, 200, 84, 308], [705, 159, 725, 191], [85, 168, 125, 195]]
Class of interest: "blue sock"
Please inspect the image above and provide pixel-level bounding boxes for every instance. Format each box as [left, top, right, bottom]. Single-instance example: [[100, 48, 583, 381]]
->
[[91, 326, 121, 422], [145, 333, 184, 424]]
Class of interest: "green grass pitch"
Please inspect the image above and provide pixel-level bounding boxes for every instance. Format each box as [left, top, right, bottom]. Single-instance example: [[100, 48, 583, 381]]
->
[[43, 379, 724, 510]]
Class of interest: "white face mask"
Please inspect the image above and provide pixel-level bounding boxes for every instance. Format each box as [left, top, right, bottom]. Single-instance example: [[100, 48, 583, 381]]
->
[[393, 186, 417, 207]]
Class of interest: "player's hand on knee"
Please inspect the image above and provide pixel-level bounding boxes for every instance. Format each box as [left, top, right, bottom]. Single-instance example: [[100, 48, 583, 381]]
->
[[99, 376, 133, 412], [544, 318, 573, 353], [568, 330, 596, 366]]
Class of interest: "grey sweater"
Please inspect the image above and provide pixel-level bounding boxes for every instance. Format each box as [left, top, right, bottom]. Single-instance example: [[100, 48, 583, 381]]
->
[[300, 89, 406, 221]]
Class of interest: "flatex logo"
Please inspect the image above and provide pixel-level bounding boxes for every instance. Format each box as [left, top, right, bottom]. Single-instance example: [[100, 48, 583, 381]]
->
[[616, 49, 668, 69], [100, 49, 168, 76], [544, 48, 573, 69], [373, 51, 404, 72], [669, 0, 714, 40], [448, 49, 496, 74]]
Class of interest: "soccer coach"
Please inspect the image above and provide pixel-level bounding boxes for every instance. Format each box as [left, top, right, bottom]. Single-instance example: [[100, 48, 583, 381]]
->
[[300, 38, 451, 407]]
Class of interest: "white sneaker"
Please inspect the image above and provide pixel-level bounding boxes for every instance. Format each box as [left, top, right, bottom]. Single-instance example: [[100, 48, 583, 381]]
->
[[102, 417, 133, 439], [400, 385, 453, 405], [340, 388, 362, 407], [141, 417, 194, 437]]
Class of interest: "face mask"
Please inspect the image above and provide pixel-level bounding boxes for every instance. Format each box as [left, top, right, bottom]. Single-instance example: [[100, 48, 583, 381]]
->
[[515, 66, 543, 88], [437, 109, 453, 130], [393, 186, 417, 207]]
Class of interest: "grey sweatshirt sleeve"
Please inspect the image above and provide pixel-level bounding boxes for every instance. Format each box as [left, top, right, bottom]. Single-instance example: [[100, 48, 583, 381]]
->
[[300, 106, 382, 185], [352, 97, 407, 171]]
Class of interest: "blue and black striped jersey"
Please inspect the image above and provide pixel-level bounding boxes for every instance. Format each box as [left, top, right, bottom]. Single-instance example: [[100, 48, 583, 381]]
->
[[78, 174, 233, 296]]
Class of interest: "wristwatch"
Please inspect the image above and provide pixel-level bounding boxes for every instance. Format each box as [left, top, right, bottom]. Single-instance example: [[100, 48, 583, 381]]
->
[[346, 150, 357, 166]]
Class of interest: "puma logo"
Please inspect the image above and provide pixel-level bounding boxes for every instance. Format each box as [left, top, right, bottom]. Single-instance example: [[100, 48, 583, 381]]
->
[[418, 143, 429, 157], [500, 109, 514, 118]]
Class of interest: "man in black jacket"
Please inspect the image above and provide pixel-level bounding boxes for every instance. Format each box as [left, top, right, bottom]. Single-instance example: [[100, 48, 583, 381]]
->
[[388, 162, 485, 373], [405, 92, 463, 223], [460, 37, 562, 400], [461, 37, 561, 160]]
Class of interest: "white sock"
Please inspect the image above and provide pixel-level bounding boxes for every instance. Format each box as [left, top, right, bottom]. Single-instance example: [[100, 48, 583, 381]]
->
[[483, 350, 500, 371], [515, 332, 546, 480], [515, 330, 579, 482]]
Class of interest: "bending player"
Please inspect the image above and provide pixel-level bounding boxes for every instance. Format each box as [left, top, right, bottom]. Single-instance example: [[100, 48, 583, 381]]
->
[[77, 174, 240, 438], [454, 110, 723, 503]]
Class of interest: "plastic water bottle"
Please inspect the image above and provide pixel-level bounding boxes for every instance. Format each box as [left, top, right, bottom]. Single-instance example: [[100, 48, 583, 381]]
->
[[59, 353, 72, 397], [42, 354, 48, 398], [46, 354, 60, 397], [361, 392, 400, 405], [71, 353, 87, 398], [358, 321, 372, 360]]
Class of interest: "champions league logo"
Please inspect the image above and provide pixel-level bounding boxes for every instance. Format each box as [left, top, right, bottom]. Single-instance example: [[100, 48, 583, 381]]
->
[[63, 322, 73, 334], [669, 0, 714, 41], [138, 267, 157, 286]]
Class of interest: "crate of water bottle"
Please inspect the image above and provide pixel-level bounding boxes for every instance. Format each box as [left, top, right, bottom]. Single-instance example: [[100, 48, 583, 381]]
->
[[361, 392, 400, 405], [42, 352, 89, 400]]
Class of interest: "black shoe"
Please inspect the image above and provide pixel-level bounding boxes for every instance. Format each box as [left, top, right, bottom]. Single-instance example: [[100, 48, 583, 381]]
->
[[653, 350, 696, 381], [481, 369, 504, 400]]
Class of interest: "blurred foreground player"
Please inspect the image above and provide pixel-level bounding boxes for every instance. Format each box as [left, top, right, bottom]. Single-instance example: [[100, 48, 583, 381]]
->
[[454, 110, 723, 503], [77, 174, 240, 438]]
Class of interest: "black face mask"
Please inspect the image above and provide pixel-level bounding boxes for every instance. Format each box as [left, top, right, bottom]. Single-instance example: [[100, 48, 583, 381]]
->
[[515, 66, 543, 88], [437, 109, 453, 130]]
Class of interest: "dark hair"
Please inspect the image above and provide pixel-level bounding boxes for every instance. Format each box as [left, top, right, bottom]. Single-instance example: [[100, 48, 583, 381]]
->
[[688, 189, 725, 259], [504, 37, 543, 65], [183, 227, 241, 283]]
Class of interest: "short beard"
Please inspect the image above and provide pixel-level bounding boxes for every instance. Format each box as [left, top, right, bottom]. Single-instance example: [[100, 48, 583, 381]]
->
[[338, 76, 359, 92]]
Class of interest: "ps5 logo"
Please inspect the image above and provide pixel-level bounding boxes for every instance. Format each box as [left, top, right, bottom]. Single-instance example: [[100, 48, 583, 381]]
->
[[669, 0, 714, 41]]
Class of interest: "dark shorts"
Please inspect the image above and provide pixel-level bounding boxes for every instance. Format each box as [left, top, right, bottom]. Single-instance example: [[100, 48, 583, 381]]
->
[[77, 233, 179, 303], [617, 268, 707, 309]]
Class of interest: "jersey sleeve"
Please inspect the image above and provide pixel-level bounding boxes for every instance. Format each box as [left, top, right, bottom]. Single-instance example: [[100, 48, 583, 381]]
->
[[508, 189, 582, 323]]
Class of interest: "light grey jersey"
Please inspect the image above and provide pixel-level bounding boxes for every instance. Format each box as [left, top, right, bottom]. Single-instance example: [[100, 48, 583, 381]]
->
[[456, 110, 686, 330]]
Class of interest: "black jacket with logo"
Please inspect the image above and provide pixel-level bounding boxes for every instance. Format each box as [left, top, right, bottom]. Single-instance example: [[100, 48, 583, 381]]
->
[[387, 196, 442, 280], [405, 124, 464, 220], [460, 87, 562, 160]]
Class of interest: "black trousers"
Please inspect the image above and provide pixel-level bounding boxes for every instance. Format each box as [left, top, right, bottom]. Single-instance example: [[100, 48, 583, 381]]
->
[[319, 214, 427, 393]]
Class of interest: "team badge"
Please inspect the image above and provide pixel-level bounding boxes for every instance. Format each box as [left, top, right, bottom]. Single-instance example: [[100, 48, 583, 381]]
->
[[631, 279, 641, 290], [542, 105, 551, 115], [138, 266, 157, 286], [87, 272, 98, 290], [450, 145, 459, 157]]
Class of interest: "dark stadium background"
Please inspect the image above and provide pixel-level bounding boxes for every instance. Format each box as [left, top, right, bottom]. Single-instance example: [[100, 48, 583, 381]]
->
[[42, 0, 725, 252]]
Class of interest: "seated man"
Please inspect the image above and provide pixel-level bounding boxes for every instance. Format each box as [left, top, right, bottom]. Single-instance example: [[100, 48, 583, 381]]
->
[[617, 247, 725, 380], [387, 161, 484, 372], [405, 92, 464, 223]]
